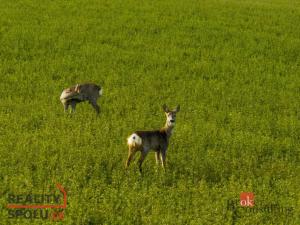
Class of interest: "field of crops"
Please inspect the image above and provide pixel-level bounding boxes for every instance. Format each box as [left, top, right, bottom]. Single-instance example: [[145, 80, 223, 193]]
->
[[0, 0, 299, 224]]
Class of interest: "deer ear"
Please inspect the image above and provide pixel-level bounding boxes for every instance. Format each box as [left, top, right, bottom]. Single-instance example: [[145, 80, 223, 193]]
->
[[75, 84, 80, 92], [175, 105, 180, 112], [162, 104, 169, 113]]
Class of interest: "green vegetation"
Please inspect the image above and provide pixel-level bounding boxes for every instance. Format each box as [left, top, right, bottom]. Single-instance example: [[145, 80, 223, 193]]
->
[[0, 0, 299, 224]]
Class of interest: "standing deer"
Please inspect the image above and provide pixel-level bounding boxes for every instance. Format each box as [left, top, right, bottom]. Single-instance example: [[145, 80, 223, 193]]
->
[[126, 104, 180, 172], [60, 83, 103, 114]]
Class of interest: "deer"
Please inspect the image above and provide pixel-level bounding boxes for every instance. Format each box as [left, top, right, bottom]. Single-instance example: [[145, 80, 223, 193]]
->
[[60, 83, 103, 114], [126, 104, 180, 172]]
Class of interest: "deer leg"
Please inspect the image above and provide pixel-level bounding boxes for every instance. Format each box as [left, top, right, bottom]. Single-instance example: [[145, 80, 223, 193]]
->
[[138, 150, 148, 173], [126, 147, 137, 168], [90, 100, 100, 114], [155, 151, 161, 165], [160, 150, 167, 171], [63, 103, 69, 112], [70, 101, 76, 113]]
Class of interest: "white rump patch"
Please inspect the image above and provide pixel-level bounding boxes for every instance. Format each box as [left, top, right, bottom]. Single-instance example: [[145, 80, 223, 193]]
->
[[99, 88, 103, 96], [127, 133, 142, 146]]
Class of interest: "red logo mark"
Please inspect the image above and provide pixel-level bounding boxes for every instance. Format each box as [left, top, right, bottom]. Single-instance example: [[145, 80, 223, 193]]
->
[[240, 192, 254, 207], [51, 211, 65, 221]]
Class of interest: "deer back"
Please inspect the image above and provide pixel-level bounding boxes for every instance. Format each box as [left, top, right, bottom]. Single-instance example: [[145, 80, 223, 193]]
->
[[135, 130, 168, 151]]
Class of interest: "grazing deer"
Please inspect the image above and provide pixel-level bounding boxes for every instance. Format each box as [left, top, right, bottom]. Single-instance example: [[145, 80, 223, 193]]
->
[[60, 83, 103, 114], [126, 104, 180, 172]]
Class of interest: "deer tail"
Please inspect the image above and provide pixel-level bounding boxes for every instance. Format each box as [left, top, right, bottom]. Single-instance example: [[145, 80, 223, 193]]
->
[[99, 87, 103, 96]]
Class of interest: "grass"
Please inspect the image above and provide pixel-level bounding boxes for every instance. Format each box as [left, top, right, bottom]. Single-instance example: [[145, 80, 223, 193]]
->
[[0, 0, 299, 224]]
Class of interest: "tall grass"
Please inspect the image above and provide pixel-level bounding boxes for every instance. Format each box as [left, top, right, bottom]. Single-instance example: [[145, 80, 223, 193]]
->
[[0, 0, 299, 224]]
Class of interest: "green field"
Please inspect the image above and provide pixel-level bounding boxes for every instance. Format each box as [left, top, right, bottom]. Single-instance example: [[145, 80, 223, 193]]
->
[[0, 0, 299, 224]]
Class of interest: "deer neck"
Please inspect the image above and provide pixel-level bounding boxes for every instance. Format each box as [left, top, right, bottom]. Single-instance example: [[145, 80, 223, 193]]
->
[[161, 122, 175, 139]]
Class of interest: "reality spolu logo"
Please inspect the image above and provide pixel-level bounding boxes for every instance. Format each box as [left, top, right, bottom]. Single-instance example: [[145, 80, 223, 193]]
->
[[6, 183, 67, 221]]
